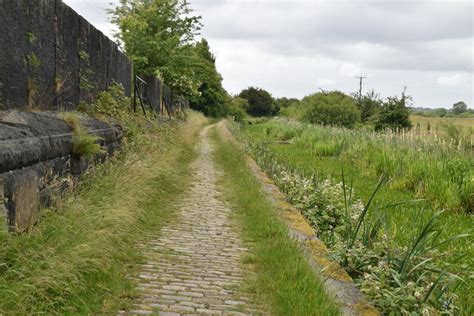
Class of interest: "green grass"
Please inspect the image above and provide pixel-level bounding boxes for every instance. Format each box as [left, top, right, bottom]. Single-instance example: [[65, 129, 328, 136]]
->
[[240, 119, 473, 314], [0, 112, 206, 314], [210, 125, 340, 316]]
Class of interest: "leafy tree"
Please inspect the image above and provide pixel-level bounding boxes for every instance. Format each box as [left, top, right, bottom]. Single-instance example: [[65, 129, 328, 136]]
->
[[358, 90, 382, 123], [227, 97, 248, 122], [374, 94, 412, 131], [239, 87, 276, 116], [301, 91, 360, 128], [434, 108, 448, 117], [452, 101, 468, 115], [230, 97, 249, 112], [275, 97, 299, 109], [109, 0, 202, 97], [188, 39, 229, 116]]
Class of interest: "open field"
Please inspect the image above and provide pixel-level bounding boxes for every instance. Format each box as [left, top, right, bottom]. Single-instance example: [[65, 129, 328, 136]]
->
[[410, 114, 474, 136], [232, 118, 473, 314]]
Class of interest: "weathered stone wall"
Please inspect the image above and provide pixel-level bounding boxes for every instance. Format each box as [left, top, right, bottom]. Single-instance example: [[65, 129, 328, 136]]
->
[[0, 110, 123, 232], [0, 0, 132, 111]]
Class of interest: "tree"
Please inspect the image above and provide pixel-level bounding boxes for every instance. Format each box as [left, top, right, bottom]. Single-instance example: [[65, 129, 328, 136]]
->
[[188, 39, 229, 116], [227, 97, 248, 122], [357, 90, 382, 123], [374, 94, 412, 131], [238, 87, 276, 116], [109, 0, 202, 97], [275, 97, 299, 109], [452, 101, 468, 115], [434, 108, 448, 117], [301, 91, 360, 128]]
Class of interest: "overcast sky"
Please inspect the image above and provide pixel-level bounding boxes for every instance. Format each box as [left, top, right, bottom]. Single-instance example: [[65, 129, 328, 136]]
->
[[64, 0, 473, 108]]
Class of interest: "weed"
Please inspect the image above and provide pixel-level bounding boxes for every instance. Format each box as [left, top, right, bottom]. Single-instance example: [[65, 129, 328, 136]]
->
[[26, 32, 37, 44], [95, 82, 131, 120], [71, 129, 104, 159], [230, 119, 473, 314], [59, 112, 104, 159]]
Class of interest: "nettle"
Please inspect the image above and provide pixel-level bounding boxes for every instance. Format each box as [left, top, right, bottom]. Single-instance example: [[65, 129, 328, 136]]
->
[[229, 122, 466, 315]]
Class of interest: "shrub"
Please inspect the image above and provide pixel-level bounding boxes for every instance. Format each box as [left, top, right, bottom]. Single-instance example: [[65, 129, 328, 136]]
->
[[374, 96, 412, 131], [358, 90, 382, 123], [239, 87, 276, 116], [95, 82, 131, 120], [301, 91, 360, 128], [227, 97, 248, 122]]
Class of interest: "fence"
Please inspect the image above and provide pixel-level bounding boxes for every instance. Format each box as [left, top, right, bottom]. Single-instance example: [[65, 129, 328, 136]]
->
[[0, 0, 187, 115]]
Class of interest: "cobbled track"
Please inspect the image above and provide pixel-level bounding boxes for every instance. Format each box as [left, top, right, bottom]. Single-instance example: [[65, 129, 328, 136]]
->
[[120, 125, 262, 316]]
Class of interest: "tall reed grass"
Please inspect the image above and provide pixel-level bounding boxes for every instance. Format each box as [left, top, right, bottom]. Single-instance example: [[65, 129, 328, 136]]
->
[[261, 119, 473, 213]]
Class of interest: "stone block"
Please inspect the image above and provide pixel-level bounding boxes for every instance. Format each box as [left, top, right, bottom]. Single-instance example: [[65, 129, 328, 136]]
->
[[8, 169, 40, 232], [0, 177, 8, 232]]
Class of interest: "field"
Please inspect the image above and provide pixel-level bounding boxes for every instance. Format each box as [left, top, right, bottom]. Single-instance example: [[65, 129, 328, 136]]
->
[[410, 114, 474, 136], [232, 118, 473, 314]]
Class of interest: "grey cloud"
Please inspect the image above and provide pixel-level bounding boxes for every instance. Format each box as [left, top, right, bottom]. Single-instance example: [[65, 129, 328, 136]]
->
[[196, 1, 472, 43], [65, 0, 473, 107]]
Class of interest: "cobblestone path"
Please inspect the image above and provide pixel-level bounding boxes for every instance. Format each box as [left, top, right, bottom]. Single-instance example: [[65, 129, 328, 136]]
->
[[120, 126, 262, 316]]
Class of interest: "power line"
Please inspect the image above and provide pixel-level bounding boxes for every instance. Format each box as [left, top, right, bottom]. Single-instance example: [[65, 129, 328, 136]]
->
[[355, 75, 367, 103]]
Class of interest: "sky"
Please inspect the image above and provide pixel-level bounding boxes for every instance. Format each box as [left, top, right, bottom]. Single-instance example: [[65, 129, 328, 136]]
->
[[64, 0, 473, 109]]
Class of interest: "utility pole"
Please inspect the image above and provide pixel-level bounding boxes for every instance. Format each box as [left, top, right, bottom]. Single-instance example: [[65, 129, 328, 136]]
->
[[355, 75, 367, 104]]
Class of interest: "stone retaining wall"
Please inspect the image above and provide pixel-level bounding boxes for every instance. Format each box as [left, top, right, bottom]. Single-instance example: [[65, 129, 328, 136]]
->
[[0, 0, 188, 114], [0, 0, 133, 110], [0, 110, 123, 232]]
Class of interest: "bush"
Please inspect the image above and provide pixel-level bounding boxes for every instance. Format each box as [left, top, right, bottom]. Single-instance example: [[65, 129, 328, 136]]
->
[[275, 97, 299, 109], [239, 87, 276, 116], [227, 97, 248, 122], [358, 90, 382, 123], [374, 96, 412, 131], [301, 91, 360, 128], [95, 82, 131, 120]]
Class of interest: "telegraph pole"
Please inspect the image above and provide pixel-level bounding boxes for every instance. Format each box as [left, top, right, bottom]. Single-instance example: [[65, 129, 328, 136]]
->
[[355, 75, 367, 103]]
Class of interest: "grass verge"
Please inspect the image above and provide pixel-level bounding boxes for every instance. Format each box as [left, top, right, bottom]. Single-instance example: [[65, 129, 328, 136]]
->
[[0, 112, 206, 314], [210, 125, 340, 316]]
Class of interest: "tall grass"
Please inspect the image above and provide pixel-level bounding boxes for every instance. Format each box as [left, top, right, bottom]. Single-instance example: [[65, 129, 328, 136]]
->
[[258, 118, 473, 213], [0, 112, 205, 314], [231, 119, 473, 314]]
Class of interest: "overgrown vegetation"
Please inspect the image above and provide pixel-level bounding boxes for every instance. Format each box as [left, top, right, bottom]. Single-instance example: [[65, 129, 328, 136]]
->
[[244, 118, 473, 213], [210, 125, 340, 316], [60, 112, 105, 159], [0, 110, 206, 314], [63, 82, 135, 160], [231, 118, 473, 314], [95, 82, 133, 120]]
